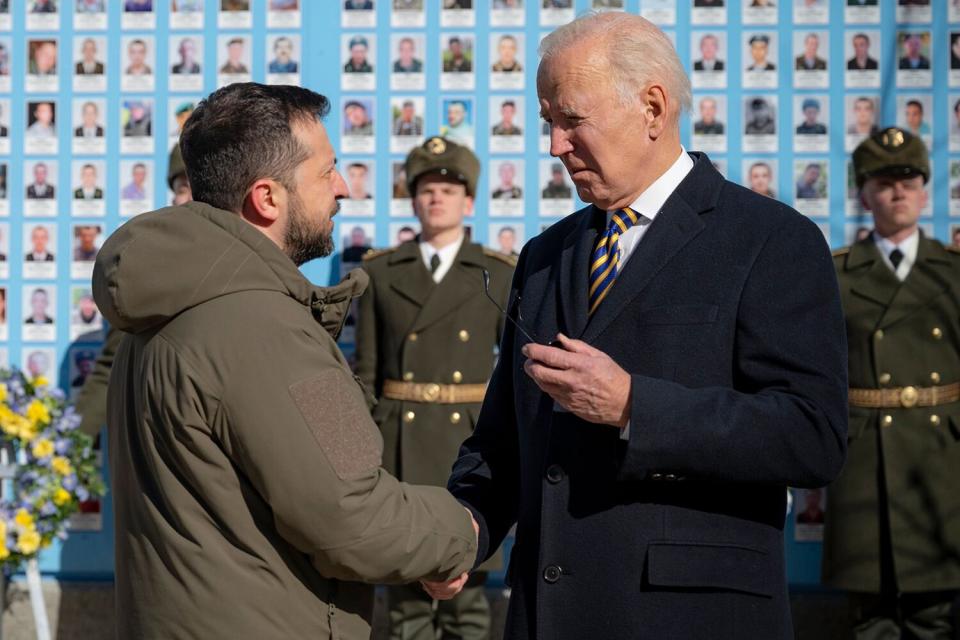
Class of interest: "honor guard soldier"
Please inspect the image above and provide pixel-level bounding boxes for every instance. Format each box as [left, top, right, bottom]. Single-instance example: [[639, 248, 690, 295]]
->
[[823, 127, 960, 639], [356, 136, 515, 640]]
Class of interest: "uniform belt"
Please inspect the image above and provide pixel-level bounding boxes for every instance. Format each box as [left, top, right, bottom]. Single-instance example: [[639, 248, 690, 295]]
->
[[848, 382, 960, 409], [382, 380, 487, 404]]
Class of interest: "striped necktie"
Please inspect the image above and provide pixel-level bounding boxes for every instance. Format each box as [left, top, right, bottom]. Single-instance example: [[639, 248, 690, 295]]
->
[[589, 207, 640, 316]]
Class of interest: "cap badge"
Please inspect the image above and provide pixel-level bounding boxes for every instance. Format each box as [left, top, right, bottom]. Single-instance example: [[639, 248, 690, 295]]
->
[[427, 137, 446, 154], [881, 129, 904, 149]]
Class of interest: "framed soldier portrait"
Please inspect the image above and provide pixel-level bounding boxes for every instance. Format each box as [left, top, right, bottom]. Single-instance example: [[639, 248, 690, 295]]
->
[[342, 33, 375, 91], [23, 223, 57, 281], [343, 0, 375, 28], [743, 158, 777, 200], [390, 33, 425, 91], [120, 98, 154, 155], [793, 159, 829, 217], [441, 0, 475, 27], [25, 99, 57, 154], [268, 0, 300, 28], [896, 94, 933, 150], [389, 96, 424, 155], [440, 33, 475, 91], [491, 0, 524, 26], [692, 94, 727, 153], [170, 0, 204, 29], [391, 0, 425, 28], [743, 32, 777, 89], [122, 0, 155, 30], [70, 286, 103, 341], [489, 159, 525, 217], [73, 36, 106, 92], [217, 35, 252, 87], [341, 97, 375, 154], [691, 31, 727, 89], [539, 159, 573, 217], [793, 0, 828, 24], [26, 0, 59, 31], [22, 284, 57, 343], [845, 31, 880, 89], [71, 160, 106, 218], [26, 38, 58, 93], [342, 160, 375, 217], [119, 160, 153, 217], [490, 33, 524, 90], [121, 36, 155, 92], [540, 0, 574, 27], [844, 94, 879, 151], [743, 94, 777, 152], [440, 97, 475, 149], [490, 96, 525, 154], [266, 34, 300, 85], [24, 160, 58, 218], [390, 161, 413, 217], [793, 95, 829, 153], [896, 31, 932, 88], [488, 223, 523, 258], [169, 35, 204, 92], [691, 0, 726, 25], [793, 31, 828, 89]]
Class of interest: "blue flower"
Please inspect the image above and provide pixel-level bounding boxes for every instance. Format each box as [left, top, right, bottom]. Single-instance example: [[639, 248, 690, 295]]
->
[[39, 502, 56, 517], [54, 439, 72, 455], [75, 486, 90, 502], [61, 475, 78, 491]]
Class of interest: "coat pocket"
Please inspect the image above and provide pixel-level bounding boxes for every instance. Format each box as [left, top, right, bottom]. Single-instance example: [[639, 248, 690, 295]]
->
[[638, 304, 719, 326], [646, 541, 772, 597]]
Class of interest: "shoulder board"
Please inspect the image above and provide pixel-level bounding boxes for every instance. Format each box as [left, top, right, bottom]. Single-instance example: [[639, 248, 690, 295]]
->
[[361, 247, 396, 262], [831, 247, 851, 258], [482, 248, 518, 267]]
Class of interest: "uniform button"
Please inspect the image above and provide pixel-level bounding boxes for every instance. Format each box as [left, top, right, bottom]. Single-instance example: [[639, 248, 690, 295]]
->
[[665, 473, 677, 481], [879, 373, 891, 385], [930, 414, 941, 426], [650, 472, 664, 481], [543, 565, 562, 583], [930, 372, 941, 384], [402, 371, 414, 381], [546, 464, 564, 484], [450, 412, 461, 425], [452, 370, 463, 383], [932, 327, 943, 340], [882, 414, 893, 427], [874, 329, 884, 340], [408, 332, 418, 342], [403, 411, 416, 423], [458, 329, 470, 342]]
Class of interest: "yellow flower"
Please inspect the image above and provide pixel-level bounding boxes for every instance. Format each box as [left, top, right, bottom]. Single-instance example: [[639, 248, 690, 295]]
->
[[14, 508, 35, 531], [51, 457, 73, 476], [0, 545, 9, 560], [31, 438, 54, 459], [33, 376, 49, 388], [53, 488, 72, 507], [0, 518, 6, 539], [16, 530, 41, 555], [0, 382, 7, 403], [26, 400, 51, 427]]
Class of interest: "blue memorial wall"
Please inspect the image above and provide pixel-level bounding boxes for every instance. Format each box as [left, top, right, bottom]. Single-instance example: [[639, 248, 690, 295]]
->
[[2, 0, 956, 585]]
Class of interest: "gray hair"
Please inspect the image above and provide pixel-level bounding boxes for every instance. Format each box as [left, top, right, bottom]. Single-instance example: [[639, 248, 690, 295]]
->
[[539, 11, 692, 123]]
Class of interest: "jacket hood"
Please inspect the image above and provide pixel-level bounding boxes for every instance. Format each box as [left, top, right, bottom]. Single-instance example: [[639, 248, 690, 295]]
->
[[93, 201, 367, 335]]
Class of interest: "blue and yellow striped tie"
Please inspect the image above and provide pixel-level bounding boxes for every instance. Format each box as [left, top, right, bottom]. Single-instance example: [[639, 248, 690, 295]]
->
[[588, 207, 640, 316]]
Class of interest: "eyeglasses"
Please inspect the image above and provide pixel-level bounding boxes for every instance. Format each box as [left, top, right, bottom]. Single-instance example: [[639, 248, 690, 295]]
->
[[481, 269, 558, 346]]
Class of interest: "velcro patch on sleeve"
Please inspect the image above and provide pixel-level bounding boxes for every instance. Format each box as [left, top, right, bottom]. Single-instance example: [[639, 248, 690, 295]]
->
[[289, 369, 383, 480]]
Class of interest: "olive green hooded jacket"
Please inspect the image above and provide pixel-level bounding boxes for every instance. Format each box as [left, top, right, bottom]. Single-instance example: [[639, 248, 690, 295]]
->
[[92, 201, 477, 639]]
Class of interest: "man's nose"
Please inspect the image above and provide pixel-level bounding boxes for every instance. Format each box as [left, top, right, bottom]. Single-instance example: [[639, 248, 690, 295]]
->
[[549, 125, 573, 157]]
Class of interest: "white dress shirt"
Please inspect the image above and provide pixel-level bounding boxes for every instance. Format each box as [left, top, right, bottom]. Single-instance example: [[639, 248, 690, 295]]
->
[[873, 228, 918, 282], [419, 233, 465, 283]]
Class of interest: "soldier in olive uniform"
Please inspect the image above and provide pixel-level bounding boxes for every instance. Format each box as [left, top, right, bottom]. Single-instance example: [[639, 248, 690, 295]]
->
[[357, 136, 515, 640], [823, 127, 960, 639]]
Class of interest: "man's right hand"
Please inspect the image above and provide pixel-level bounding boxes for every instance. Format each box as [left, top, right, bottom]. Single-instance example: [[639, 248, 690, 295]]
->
[[419, 508, 479, 600]]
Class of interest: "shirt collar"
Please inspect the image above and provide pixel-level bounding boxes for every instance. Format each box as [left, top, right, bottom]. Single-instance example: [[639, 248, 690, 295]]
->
[[419, 233, 465, 265], [873, 227, 919, 277], [609, 146, 694, 223]]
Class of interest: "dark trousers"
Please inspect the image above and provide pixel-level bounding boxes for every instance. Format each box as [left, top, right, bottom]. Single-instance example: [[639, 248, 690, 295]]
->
[[387, 572, 491, 640], [850, 591, 958, 640]]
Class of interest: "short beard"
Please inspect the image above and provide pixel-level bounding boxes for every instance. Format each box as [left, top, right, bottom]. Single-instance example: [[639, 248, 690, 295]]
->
[[285, 188, 336, 266]]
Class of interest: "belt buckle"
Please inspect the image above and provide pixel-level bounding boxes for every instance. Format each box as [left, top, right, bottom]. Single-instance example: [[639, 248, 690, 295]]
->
[[899, 386, 918, 408], [422, 383, 441, 402]]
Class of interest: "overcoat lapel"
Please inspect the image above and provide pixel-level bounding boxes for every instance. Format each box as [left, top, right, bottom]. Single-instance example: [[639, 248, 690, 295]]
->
[[847, 240, 900, 309], [878, 237, 952, 330], [410, 241, 487, 333], [388, 241, 433, 308], [580, 154, 716, 344], [556, 207, 603, 340]]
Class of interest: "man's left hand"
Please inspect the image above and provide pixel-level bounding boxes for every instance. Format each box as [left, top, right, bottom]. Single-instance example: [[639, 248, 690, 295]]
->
[[522, 334, 631, 428]]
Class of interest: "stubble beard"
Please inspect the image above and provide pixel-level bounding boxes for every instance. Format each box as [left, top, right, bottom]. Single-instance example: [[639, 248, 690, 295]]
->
[[285, 188, 336, 266]]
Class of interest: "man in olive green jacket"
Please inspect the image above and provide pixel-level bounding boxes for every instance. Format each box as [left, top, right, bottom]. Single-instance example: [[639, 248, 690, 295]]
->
[[93, 83, 477, 640], [823, 127, 960, 638], [356, 137, 514, 640]]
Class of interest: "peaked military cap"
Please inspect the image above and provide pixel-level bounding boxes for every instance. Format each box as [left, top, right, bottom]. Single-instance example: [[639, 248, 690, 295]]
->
[[853, 126, 929, 188], [405, 136, 480, 197]]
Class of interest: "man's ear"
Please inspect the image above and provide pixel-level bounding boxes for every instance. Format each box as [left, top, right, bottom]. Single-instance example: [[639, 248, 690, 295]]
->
[[642, 84, 669, 139], [242, 178, 284, 228]]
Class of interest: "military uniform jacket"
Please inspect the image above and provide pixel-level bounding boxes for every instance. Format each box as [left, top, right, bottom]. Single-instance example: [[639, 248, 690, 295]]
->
[[357, 240, 514, 488], [823, 235, 960, 593]]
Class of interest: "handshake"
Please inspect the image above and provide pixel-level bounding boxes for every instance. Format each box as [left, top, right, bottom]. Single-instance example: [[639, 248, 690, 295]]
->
[[421, 507, 481, 600]]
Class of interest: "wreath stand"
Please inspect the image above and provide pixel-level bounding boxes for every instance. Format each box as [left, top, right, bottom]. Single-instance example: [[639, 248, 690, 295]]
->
[[0, 444, 52, 640]]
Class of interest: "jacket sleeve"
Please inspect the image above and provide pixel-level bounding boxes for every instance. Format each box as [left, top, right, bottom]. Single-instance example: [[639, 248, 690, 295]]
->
[[448, 253, 525, 567], [74, 326, 123, 437], [216, 320, 477, 585], [354, 265, 378, 395], [620, 216, 849, 488]]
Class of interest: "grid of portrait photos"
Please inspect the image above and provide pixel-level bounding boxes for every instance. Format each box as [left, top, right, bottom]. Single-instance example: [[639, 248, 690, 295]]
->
[[1, 0, 303, 537]]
